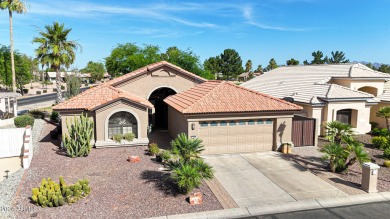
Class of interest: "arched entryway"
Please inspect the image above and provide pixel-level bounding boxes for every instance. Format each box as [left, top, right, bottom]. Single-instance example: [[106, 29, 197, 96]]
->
[[358, 86, 378, 96], [108, 111, 138, 139], [148, 87, 177, 130]]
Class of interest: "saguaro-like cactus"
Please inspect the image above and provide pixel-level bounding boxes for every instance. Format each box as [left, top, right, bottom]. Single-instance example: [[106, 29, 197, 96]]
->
[[63, 113, 94, 158]]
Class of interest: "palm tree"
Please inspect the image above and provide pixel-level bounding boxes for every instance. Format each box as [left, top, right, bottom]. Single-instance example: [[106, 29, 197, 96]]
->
[[376, 106, 390, 132], [343, 136, 370, 170], [171, 133, 204, 163], [0, 0, 27, 92], [32, 22, 80, 103], [321, 143, 347, 173], [325, 121, 353, 144]]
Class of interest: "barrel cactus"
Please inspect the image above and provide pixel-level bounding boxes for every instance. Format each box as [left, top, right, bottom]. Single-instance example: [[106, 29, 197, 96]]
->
[[63, 113, 94, 158], [31, 176, 91, 207]]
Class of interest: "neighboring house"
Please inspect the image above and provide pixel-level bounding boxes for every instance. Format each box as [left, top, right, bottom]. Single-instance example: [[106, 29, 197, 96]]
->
[[53, 61, 302, 154], [238, 72, 250, 82], [0, 92, 20, 126], [241, 63, 390, 135], [46, 72, 91, 83]]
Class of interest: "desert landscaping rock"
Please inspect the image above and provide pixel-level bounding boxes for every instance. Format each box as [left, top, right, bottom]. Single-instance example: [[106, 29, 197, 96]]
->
[[12, 123, 222, 218]]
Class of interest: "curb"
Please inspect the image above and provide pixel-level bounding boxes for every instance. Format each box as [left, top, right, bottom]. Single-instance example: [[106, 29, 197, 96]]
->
[[145, 192, 390, 219]]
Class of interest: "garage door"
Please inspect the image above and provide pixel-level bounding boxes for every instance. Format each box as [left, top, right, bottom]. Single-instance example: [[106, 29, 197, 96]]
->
[[198, 119, 274, 154]]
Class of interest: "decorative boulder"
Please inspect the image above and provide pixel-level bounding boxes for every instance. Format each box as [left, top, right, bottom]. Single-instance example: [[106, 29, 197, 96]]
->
[[189, 192, 203, 205], [128, 156, 141, 163]]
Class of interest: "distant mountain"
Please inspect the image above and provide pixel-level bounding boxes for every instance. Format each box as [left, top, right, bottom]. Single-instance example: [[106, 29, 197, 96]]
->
[[358, 61, 387, 69]]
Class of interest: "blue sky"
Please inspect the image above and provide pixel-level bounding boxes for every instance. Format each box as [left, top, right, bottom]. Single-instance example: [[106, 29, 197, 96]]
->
[[0, 0, 389, 70]]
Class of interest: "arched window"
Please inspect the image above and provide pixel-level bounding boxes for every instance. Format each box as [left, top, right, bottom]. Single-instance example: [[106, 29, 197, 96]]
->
[[257, 119, 264, 125], [220, 121, 227, 126], [210, 121, 218, 126], [238, 121, 246, 125], [266, 119, 273, 124], [108, 111, 138, 139], [248, 120, 255, 125], [229, 121, 236, 126]]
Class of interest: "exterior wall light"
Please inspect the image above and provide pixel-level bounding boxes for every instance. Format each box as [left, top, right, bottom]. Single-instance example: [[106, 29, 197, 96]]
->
[[191, 123, 195, 130]]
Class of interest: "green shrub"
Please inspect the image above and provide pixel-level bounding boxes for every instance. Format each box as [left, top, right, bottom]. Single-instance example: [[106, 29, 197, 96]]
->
[[372, 136, 389, 150], [29, 110, 46, 119], [50, 111, 59, 122], [53, 88, 57, 92], [61, 85, 65, 90], [371, 128, 389, 137], [124, 132, 135, 142], [23, 88, 29, 94], [161, 150, 171, 162], [384, 160, 390, 168], [113, 134, 123, 143], [43, 89, 47, 93], [383, 148, 390, 160], [36, 91, 41, 95], [31, 176, 90, 207], [149, 143, 160, 156], [370, 122, 379, 130], [63, 114, 94, 158], [14, 115, 34, 128]]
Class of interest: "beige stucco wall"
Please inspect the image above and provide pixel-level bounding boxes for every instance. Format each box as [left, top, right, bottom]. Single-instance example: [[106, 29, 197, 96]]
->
[[370, 102, 390, 129], [94, 100, 149, 141], [332, 78, 385, 97], [323, 101, 371, 134], [115, 66, 201, 99], [297, 104, 323, 135], [59, 110, 95, 141], [167, 106, 188, 139]]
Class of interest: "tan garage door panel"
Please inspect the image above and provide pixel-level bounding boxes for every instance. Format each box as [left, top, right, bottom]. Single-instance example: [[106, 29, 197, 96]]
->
[[199, 119, 274, 154]]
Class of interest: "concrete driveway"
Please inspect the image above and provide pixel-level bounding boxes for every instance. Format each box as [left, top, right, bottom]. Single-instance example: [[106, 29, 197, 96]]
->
[[204, 152, 347, 207]]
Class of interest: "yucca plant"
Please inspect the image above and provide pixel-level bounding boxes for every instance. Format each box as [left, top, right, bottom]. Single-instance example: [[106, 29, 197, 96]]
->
[[344, 137, 370, 169]]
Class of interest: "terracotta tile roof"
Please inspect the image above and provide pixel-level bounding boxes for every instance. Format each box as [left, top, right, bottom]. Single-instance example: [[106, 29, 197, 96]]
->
[[53, 84, 153, 111], [164, 80, 302, 114], [108, 61, 207, 86]]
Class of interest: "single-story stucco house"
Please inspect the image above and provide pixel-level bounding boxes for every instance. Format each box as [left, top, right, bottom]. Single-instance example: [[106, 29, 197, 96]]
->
[[53, 61, 302, 154], [241, 63, 390, 135]]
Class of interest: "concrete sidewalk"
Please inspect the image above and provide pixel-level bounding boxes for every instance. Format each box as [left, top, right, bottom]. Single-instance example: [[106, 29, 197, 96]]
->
[[147, 192, 390, 219]]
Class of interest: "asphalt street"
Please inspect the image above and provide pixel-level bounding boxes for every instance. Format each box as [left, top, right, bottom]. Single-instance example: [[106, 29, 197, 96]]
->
[[17, 87, 89, 106], [242, 201, 390, 219]]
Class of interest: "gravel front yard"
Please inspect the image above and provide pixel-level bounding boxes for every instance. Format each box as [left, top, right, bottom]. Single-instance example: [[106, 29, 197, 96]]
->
[[313, 135, 390, 192], [13, 123, 222, 218], [333, 135, 390, 192]]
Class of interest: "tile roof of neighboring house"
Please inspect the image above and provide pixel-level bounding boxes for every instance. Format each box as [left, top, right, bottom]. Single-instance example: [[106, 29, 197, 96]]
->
[[379, 91, 390, 102], [164, 80, 302, 114], [241, 63, 386, 104], [238, 72, 250, 77], [53, 84, 153, 111], [108, 61, 207, 86]]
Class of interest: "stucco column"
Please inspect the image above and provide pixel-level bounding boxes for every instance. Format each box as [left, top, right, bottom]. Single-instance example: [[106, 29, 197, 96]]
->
[[13, 97, 17, 117], [7, 97, 10, 113]]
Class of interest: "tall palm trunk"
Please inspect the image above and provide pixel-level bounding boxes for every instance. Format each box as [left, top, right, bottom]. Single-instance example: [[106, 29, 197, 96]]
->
[[55, 67, 63, 103], [9, 9, 16, 92]]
